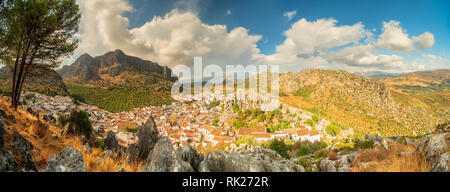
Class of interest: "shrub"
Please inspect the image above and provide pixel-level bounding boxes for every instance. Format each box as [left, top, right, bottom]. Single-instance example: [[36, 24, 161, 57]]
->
[[235, 120, 244, 129], [325, 123, 341, 136], [235, 136, 257, 146], [57, 114, 69, 127], [209, 100, 220, 108], [72, 110, 93, 139], [232, 104, 241, 114], [295, 141, 328, 157], [212, 119, 219, 127], [305, 119, 314, 126], [72, 98, 80, 105], [354, 140, 375, 150], [296, 144, 313, 156], [312, 115, 320, 122], [268, 139, 290, 159], [125, 127, 139, 133], [328, 152, 338, 160], [314, 150, 330, 159], [297, 157, 313, 172], [95, 138, 106, 150]]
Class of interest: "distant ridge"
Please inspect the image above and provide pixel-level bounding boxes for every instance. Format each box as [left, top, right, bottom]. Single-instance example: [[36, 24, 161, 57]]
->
[[0, 66, 69, 96]]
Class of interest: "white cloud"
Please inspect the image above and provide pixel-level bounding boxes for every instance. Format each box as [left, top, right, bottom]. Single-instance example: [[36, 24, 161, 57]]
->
[[413, 32, 435, 50], [227, 10, 232, 15], [265, 18, 367, 72], [73, 0, 262, 68], [68, 0, 439, 73], [283, 10, 297, 21], [75, 0, 154, 57], [375, 20, 435, 51], [328, 45, 405, 69]]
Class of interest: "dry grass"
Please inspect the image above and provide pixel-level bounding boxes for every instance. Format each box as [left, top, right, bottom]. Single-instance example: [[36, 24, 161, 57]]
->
[[352, 143, 431, 172], [0, 98, 144, 172], [63, 137, 144, 172]]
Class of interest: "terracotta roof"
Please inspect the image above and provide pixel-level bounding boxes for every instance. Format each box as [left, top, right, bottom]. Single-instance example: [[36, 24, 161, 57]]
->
[[252, 132, 271, 138]]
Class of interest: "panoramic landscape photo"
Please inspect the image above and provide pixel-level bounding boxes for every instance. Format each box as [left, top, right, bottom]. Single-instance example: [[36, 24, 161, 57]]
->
[[0, 0, 449, 173]]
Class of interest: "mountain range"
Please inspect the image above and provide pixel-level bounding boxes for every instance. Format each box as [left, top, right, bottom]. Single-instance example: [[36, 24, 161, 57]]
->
[[58, 49, 177, 85]]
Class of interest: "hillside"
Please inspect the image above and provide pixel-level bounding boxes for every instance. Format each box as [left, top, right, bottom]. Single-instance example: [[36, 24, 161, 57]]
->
[[0, 99, 142, 172], [58, 50, 177, 112], [58, 49, 177, 84], [0, 67, 69, 96], [379, 69, 449, 123], [279, 69, 440, 137]]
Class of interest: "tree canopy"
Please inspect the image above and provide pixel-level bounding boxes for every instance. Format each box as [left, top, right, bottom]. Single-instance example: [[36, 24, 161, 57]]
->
[[0, 0, 81, 108]]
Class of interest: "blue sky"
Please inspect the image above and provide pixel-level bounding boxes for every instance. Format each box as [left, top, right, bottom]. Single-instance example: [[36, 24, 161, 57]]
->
[[126, 0, 449, 56], [71, 0, 450, 73]]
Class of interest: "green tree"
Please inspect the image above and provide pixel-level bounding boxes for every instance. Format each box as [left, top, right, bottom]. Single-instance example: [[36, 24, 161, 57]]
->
[[268, 139, 290, 159], [312, 115, 320, 123], [232, 104, 241, 114], [0, 0, 80, 109], [326, 123, 341, 136], [74, 110, 93, 139]]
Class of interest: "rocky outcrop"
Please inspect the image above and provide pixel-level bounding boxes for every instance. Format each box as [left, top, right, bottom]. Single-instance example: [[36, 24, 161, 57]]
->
[[430, 153, 449, 172], [41, 146, 87, 172], [142, 138, 176, 172], [137, 117, 159, 162], [174, 145, 204, 172], [0, 150, 17, 172], [126, 143, 137, 163], [141, 138, 204, 172], [366, 134, 389, 151], [58, 50, 177, 84], [416, 133, 449, 172], [0, 117, 4, 149], [105, 131, 119, 151], [319, 159, 337, 172], [13, 134, 37, 172], [198, 150, 303, 172], [320, 152, 358, 172], [139, 134, 302, 172]]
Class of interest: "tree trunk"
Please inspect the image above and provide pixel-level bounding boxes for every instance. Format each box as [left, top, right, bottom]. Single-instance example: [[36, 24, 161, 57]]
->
[[11, 37, 32, 109]]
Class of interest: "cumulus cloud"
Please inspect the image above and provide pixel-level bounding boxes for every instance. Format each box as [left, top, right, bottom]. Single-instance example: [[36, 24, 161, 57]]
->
[[266, 18, 367, 71], [375, 20, 435, 51], [130, 10, 262, 67], [413, 32, 435, 50], [328, 45, 405, 69], [283, 10, 297, 21], [75, 0, 154, 58], [68, 0, 438, 73], [266, 18, 435, 72], [73, 0, 262, 68]]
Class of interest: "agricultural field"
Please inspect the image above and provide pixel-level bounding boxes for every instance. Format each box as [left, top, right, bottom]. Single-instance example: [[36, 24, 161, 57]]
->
[[67, 84, 175, 113]]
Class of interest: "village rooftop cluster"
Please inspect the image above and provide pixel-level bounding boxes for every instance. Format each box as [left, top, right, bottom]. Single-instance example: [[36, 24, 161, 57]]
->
[[20, 91, 350, 149]]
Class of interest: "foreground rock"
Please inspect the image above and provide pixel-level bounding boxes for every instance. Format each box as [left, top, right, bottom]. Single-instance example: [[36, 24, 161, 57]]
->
[[0, 150, 17, 172], [0, 117, 4, 149], [320, 153, 358, 172], [141, 138, 203, 172], [105, 131, 119, 151], [41, 146, 87, 172], [416, 132, 449, 172], [137, 117, 159, 162], [199, 150, 303, 172], [13, 134, 37, 172]]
